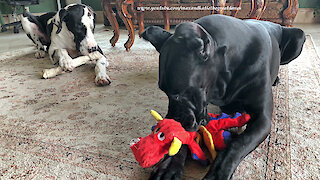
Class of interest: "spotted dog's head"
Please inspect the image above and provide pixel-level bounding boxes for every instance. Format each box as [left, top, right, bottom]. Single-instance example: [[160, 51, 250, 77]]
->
[[56, 4, 97, 55]]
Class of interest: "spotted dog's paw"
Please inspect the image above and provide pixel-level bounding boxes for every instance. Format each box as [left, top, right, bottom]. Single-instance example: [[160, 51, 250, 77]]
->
[[59, 56, 74, 71], [95, 73, 111, 86], [35, 50, 46, 59]]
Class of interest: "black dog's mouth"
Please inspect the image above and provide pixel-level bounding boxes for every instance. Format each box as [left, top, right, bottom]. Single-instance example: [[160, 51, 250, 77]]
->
[[166, 107, 202, 132]]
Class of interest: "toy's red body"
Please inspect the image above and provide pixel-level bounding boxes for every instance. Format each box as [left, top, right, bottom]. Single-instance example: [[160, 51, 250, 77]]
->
[[130, 112, 250, 168], [130, 119, 207, 168], [206, 112, 250, 150]]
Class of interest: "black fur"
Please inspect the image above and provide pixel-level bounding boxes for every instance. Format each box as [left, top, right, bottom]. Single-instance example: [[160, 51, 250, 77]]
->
[[23, 11, 55, 46], [142, 15, 305, 180]]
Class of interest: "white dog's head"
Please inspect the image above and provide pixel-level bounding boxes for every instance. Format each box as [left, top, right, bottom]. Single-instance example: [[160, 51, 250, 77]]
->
[[56, 4, 97, 55]]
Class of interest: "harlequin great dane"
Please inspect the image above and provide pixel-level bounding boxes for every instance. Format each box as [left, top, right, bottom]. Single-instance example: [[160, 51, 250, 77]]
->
[[142, 15, 305, 179], [19, 4, 111, 86]]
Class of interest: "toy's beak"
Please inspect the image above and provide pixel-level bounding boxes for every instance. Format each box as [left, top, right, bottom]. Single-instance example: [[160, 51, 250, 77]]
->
[[168, 137, 182, 156]]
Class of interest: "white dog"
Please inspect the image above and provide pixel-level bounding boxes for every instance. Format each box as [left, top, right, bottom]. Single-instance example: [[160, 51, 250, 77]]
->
[[19, 4, 111, 86]]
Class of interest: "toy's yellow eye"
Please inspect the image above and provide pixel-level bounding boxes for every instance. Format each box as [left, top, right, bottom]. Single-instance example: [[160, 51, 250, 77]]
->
[[154, 128, 160, 134], [158, 132, 165, 141]]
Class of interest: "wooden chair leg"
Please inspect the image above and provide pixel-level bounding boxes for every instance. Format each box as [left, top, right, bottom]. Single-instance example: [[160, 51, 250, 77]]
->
[[282, 0, 299, 27], [216, 0, 226, 14], [118, 0, 135, 51], [209, 0, 214, 15], [231, 0, 242, 17], [248, 0, 257, 17], [102, 0, 119, 47], [130, 1, 138, 25], [161, 0, 170, 31], [137, 0, 145, 37], [256, 0, 267, 20], [249, 0, 266, 19]]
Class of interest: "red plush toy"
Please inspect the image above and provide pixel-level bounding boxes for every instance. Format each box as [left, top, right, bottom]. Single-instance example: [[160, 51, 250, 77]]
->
[[130, 110, 250, 168]]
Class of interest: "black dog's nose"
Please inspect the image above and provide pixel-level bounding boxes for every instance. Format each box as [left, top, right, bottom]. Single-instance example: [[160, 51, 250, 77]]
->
[[88, 46, 98, 53]]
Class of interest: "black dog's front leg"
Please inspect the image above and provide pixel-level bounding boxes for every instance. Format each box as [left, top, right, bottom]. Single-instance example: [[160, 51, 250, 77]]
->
[[203, 94, 273, 179], [149, 145, 188, 180]]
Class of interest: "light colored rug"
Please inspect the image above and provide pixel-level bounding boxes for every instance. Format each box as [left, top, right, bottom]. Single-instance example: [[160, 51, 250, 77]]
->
[[0, 26, 319, 179]]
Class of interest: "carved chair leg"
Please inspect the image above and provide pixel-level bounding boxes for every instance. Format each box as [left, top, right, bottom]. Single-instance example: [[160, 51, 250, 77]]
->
[[161, 0, 170, 31], [209, 0, 214, 15], [282, 0, 299, 27], [137, 0, 145, 37], [249, 0, 266, 19], [130, 1, 138, 25], [102, 0, 119, 47], [248, 0, 257, 17], [118, 0, 135, 51], [256, 0, 267, 20], [216, 0, 226, 14], [231, 0, 242, 17]]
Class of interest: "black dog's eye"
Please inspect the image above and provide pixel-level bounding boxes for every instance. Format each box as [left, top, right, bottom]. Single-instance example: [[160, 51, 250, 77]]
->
[[172, 95, 180, 101], [157, 132, 165, 141]]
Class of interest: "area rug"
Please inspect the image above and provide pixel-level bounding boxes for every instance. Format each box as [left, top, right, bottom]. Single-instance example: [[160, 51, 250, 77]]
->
[[0, 26, 319, 179]]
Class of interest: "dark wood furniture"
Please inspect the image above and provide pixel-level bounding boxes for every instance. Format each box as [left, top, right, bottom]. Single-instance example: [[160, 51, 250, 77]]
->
[[102, 0, 135, 51], [102, 0, 299, 51]]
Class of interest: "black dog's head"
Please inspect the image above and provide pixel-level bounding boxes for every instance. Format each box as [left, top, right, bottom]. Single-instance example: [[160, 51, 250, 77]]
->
[[142, 23, 219, 131], [56, 4, 97, 55]]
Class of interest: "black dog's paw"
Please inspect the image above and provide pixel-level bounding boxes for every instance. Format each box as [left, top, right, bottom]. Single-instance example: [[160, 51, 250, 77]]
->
[[149, 156, 184, 180]]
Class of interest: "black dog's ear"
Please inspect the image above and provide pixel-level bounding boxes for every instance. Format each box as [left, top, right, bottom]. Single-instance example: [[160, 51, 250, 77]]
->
[[56, 9, 68, 34], [141, 26, 172, 52], [194, 26, 212, 62], [176, 23, 212, 62], [280, 27, 305, 65]]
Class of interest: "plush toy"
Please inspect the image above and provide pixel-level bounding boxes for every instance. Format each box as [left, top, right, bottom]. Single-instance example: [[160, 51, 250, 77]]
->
[[130, 110, 207, 168], [199, 112, 250, 160], [130, 110, 250, 168]]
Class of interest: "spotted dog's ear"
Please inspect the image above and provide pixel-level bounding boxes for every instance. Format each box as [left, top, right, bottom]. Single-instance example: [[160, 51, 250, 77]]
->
[[280, 27, 305, 65], [87, 5, 96, 29], [56, 9, 69, 34], [141, 26, 172, 52]]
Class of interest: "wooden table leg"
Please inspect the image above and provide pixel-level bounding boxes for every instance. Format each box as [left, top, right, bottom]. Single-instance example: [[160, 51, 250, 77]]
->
[[137, 0, 144, 37], [231, 0, 242, 17], [118, 0, 135, 51], [209, 0, 214, 15], [102, 0, 119, 47], [161, 0, 169, 31]]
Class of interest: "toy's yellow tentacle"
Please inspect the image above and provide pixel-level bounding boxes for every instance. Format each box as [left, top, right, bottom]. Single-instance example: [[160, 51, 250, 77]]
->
[[200, 126, 217, 160], [150, 110, 163, 122], [168, 137, 182, 156]]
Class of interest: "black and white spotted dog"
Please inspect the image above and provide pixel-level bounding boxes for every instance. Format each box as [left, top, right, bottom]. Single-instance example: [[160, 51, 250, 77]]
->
[[19, 4, 111, 86]]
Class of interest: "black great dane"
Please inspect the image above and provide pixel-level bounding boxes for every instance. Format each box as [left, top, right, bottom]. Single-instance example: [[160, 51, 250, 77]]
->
[[141, 15, 305, 179]]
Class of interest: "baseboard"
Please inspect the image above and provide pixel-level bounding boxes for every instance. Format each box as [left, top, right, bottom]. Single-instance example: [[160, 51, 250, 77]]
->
[[294, 8, 320, 24]]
